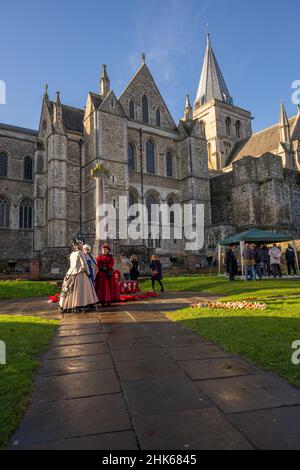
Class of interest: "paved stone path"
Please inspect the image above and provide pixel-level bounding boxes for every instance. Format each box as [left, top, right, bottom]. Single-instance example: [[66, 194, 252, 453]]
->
[[7, 292, 300, 450]]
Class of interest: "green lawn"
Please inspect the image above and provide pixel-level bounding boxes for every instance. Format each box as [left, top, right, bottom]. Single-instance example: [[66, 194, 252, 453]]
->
[[142, 274, 300, 297], [0, 315, 58, 448], [0, 281, 58, 300], [145, 276, 300, 388]]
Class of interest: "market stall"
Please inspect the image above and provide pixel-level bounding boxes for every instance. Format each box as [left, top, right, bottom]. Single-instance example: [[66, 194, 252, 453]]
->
[[218, 229, 296, 276]]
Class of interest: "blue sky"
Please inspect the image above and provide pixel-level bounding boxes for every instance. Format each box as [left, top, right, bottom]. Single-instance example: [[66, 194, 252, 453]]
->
[[1, 0, 299, 132]]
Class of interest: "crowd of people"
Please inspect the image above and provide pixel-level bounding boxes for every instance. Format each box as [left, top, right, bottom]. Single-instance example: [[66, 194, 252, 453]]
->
[[59, 240, 165, 313], [225, 243, 298, 281]]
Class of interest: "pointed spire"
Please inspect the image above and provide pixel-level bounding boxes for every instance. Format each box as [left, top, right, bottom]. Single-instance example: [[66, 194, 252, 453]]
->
[[142, 53, 146, 65], [195, 34, 232, 107], [53, 90, 63, 126], [279, 100, 290, 143], [100, 65, 110, 97], [44, 84, 49, 100], [183, 95, 193, 120]]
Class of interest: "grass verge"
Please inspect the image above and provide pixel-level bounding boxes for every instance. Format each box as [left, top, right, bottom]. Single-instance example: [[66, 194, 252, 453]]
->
[[0, 315, 58, 448]]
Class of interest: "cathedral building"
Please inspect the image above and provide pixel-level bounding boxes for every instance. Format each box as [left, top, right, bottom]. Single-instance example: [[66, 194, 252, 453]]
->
[[1, 35, 300, 279]]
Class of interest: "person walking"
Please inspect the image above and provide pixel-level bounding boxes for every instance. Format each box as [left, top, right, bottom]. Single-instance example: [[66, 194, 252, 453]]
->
[[269, 244, 282, 278], [243, 243, 256, 281], [225, 245, 238, 281], [130, 255, 140, 280], [285, 244, 297, 276], [150, 255, 165, 292], [59, 240, 98, 313]]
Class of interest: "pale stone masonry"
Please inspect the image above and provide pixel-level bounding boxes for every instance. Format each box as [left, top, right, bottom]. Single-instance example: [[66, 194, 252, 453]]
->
[[1, 35, 300, 278]]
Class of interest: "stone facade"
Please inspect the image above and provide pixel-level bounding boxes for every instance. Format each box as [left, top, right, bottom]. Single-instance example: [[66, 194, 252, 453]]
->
[[1, 41, 300, 279]]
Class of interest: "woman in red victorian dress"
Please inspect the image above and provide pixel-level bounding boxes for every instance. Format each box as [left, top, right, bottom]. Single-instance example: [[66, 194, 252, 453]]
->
[[94, 243, 115, 307]]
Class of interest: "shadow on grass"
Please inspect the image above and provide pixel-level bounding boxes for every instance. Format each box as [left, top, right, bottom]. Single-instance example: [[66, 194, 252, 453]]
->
[[0, 319, 58, 448]]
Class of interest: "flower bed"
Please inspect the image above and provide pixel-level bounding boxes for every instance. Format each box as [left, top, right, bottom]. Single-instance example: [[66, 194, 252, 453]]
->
[[191, 300, 267, 311]]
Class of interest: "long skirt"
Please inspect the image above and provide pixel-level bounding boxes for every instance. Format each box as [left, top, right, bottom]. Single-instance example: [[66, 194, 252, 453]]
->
[[59, 272, 98, 310], [94, 271, 114, 304]]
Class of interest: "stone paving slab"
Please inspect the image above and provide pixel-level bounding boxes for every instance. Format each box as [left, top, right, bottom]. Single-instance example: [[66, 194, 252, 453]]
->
[[116, 356, 185, 382], [58, 321, 101, 330], [107, 336, 160, 351], [99, 313, 136, 324], [11, 431, 138, 450], [56, 327, 102, 337], [111, 348, 166, 362], [178, 357, 259, 380], [166, 344, 233, 361], [32, 369, 120, 402], [133, 408, 254, 450], [154, 332, 210, 348], [45, 342, 109, 359], [127, 313, 171, 323], [9, 394, 131, 447], [104, 327, 146, 338], [196, 374, 300, 414], [122, 376, 212, 417], [39, 354, 113, 376], [8, 291, 300, 450], [228, 406, 300, 450], [53, 333, 106, 347]]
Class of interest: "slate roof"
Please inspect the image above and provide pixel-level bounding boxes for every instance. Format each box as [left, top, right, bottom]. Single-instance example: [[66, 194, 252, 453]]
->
[[195, 34, 232, 106], [89, 92, 102, 110], [0, 122, 37, 136], [47, 101, 84, 134], [226, 116, 298, 165]]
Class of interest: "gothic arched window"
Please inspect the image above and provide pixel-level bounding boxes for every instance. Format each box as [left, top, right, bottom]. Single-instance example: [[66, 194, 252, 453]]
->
[[129, 100, 135, 120], [208, 230, 216, 249], [142, 95, 149, 123], [146, 141, 155, 174], [0, 153, 8, 177], [225, 117, 231, 136], [156, 109, 161, 127], [236, 120, 241, 139], [146, 195, 157, 223], [19, 199, 33, 229], [24, 156, 33, 180], [166, 151, 173, 177], [129, 192, 135, 208], [128, 191, 138, 222], [128, 143, 135, 170], [0, 196, 10, 228], [146, 194, 160, 248]]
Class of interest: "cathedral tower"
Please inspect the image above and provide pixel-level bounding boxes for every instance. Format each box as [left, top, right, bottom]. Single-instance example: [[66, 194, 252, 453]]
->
[[193, 34, 252, 171]]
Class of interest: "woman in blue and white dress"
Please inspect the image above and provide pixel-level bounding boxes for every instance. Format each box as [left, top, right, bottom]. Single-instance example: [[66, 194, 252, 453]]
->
[[59, 240, 98, 313], [83, 244, 97, 286]]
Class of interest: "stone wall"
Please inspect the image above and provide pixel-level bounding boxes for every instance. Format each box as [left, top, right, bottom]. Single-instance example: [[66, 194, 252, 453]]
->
[[210, 172, 234, 226], [0, 127, 36, 261]]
